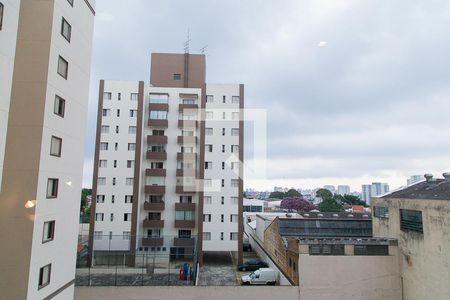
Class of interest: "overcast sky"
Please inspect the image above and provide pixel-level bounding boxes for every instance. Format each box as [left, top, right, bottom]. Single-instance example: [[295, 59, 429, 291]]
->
[[83, 0, 450, 191]]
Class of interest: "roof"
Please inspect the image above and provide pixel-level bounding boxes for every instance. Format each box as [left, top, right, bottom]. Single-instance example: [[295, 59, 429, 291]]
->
[[286, 237, 398, 246], [382, 179, 450, 200]]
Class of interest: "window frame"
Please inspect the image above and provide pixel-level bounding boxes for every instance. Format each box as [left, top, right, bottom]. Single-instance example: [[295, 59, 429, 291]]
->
[[46, 178, 59, 198], [50, 136, 62, 157], [54, 95, 65, 118], [400, 209, 423, 233], [0, 3, 3, 31], [42, 220, 55, 243], [61, 17, 71, 42], [67, 0, 74, 7], [38, 264, 52, 290], [57, 55, 69, 79]]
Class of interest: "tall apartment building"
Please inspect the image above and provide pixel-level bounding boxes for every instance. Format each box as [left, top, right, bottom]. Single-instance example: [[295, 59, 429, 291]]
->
[[407, 174, 422, 186], [0, 0, 95, 299], [361, 182, 389, 204], [336, 185, 350, 195], [89, 53, 244, 266]]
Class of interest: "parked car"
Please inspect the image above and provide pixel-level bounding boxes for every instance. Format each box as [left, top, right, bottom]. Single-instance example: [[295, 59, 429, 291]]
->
[[237, 259, 268, 271], [241, 268, 277, 285]]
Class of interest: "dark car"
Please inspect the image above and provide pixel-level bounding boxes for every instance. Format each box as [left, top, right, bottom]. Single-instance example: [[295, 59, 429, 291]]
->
[[237, 260, 268, 271]]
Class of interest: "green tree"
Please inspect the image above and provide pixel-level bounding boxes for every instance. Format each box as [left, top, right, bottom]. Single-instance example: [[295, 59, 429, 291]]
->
[[319, 198, 344, 212], [269, 191, 286, 199], [315, 188, 333, 200], [285, 189, 302, 197]]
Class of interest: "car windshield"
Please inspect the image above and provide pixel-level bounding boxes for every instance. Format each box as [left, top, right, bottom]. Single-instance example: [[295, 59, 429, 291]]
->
[[249, 271, 260, 279]]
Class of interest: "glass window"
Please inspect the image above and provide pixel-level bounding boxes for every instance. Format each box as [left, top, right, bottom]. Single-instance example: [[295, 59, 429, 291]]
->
[[231, 179, 239, 187], [128, 143, 136, 151], [42, 221, 55, 243], [57, 56, 69, 79], [373, 206, 389, 219], [102, 109, 110, 116], [231, 145, 239, 153], [129, 126, 136, 134], [97, 177, 106, 185], [230, 232, 238, 240], [204, 196, 212, 204], [400, 209, 423, 233], [46, 179, 58, 198], [0, 3, 4, 31], [50, 136, 62, 157], [149, 94, 168, 104], [126, 178, 134, 186], [125, 195, 133, 203], [127, 160, 134, 168], [206, 144, 213, 152], [205, 111, 213, 120], [61, 17, 71, 42], [123, 232, 131, 240], [231, 128, 240, 136], [100, 142, 108, 150], [101, 125, 109, 134], [232, 96, 240, 104], [150, 110, 167, 120], [206, 95, 214, 103], [95, 213, 104, 221], [173, 74, 181, 80], [54, 95, 65, 117], [203, 214, 211, 222], [175, 211, 194, 220], [104, 92, 112, 100], [99, 160, 107, 168], [94, 231, 102, 240], [205, 128, 213, 136], [38, 264, 51, 289], [203, 232, 211, 240]]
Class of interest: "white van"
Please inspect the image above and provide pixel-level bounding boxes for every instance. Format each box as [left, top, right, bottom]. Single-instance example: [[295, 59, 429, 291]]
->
[[241, 268, 277, 285]]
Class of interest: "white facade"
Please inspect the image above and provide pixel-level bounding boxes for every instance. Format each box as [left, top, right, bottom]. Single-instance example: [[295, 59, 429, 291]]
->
[[202, 84, 241, 251], [361, 182, 389, 205], [0, 0, 20, 191], [337, 185, 350, 195], [361, 184, 372, 204]]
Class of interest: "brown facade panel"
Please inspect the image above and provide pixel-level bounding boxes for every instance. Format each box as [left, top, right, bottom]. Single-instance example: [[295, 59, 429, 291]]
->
[[143, 202, 165, 211], [147, 135, 168, 144], [174, 238, 196, 247], [145, 168, 167, 177], [149, 103, 169, 111], [148, 119, 168, 128], [178, 103, 198, 111], [142, 238, 164, 247], [178, 120, 198, 128], [177, 136, 197, 144], [175, 185, 197, 194], [176, 169, 196, 177], [174, 220, 195, 228], [146, 151, 167, 160], [143, 219, 165, 228], [177, 152, 197, 160], [175, 203, 196, 211], [145, 185, 166, 194]]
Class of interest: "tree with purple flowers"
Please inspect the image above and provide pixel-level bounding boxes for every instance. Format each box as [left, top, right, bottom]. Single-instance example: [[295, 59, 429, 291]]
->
[[280, 197, 317, 212]]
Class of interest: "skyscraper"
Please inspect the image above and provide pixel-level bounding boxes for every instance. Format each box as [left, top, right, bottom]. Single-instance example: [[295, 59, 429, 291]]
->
[[362, 182, 390, 205], [89, 53, 244, 266], [0, 0, 95, 298]]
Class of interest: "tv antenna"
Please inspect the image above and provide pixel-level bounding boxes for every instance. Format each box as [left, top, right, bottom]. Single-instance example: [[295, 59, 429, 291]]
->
[[184, 29, 191, 54], [200, 44, 208, 55]]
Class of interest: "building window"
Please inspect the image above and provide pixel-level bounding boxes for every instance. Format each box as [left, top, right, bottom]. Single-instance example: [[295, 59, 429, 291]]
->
[[100, 142, 108, 150], [67, 0, 74, 6], [221, 214, 224, 223], [127, 160, 134, 168], [205, 161, 212, 170], [205, 111, 213, 120], [54, 95, 65, 117], [0, 3, 3, 31], [126, 178, 134, 186], [178, 230, 191, 238], [373, 206, 389, 219], [222, 112, 226, 120], [180, 196, 192, 203], [102, 109, 110, 117], [131, 93, 138, 101], [400, 209, 423, 233], [95, 213, 104, 221], [42, 221, 55, 243], [50, 136, 62, 157], [125, 195, 133, 203], [61, 17, 71, 42], [221, 179, 225, 187], [113, 160, 117, 168], [123, 232, 131, 240], [115, 126, 119, 134], [97, 177, 106, 185], [38, 264, 51, 289], [99, 160, 107, 168], [231, 128, 240, 136], [104, 92, 112, 100], [309, 244, 345, 255], [96, 195, 105, 203], [354, 245, 389, 256], [230, 215, 238, 223], [204, 179, 212, 188], [128, 143, 136, 151], [124, 213, 132, 221], [116, 109, 120, 117], [114, 143, 118, 151], [149, 110, 167, 120], [230, 232, 238, 240], [231, 145, 239, 153], [110, 213, 114, 221], [220, 232, 224, 240], [57, 56, 69, 79], [94, 231, 102, 240], [232, 112, 239, 120], [204, 196, 212, 204], [100, 125, 109, 134], [231, 162, 239, 170], [128, 126, 136, 134], [175, 211, 194, 221], [221, 196, 224, 204], [149, 94, 168, 103], [206, 95, 214, 103], [231, 197, 238, 205], [221, 162, 225, 170], [111, 195, 115, 203], [232, 96, 240, 104], [203, 214, 211, 222], [130, 109, 137, 117], [117, 93, 121, 100], [223, 95, 226, 103], [231, 179, 239, 187], [46, 179, 58, 198], [203, 232, 211, 240], [222, 128, 226, 136], [112, 177, 116, 185], [205, 144, 213, 152], [205, 128, 213, 136], [173, 74, 181, 80]]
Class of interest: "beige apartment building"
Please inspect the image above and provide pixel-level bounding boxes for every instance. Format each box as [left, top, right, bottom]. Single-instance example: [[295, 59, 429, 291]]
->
[[372, 173, 450, 300], [0, 0, 95, 299]]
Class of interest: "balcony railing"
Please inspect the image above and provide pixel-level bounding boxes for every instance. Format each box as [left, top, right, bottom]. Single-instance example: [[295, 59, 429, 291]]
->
[[145, 185, 166, 194], [174, 220, 195, 228], [176, 169, 196, 177], [176, 185, 197, 194], [177, 136, 197, 144], [145, 168, 166, 176], [148, 119, 168, 128], [146, 151, 167, 160], [175, 203, 196, 211], [177, 152, 197, 160], [143, 219, 164, 228], [142, 237, 164, 247], [143, 201, 165, 211], [178, 120, 198, 128], [147, 135, 168, 144], [149, 103, 169, 111], [179, 103, 198, 111], [173, 237, 195, 247]]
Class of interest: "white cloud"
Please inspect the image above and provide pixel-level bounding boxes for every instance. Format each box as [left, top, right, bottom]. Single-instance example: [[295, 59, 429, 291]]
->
[[318, 41, 328, 47]]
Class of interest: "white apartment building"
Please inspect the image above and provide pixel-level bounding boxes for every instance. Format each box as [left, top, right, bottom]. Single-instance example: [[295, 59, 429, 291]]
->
[[90, 53, 244, 266], [337, 185, 350, 195], [0, 0, 95, 299], [407, 175, 423, 186], [361, 182, 390, 204]]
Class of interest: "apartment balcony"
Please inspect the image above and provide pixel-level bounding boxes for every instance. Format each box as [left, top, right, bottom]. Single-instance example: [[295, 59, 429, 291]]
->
[[142, 237, 164, 247], [177, 136, 197, 144], [148, 119, 168, 128], [147, 135, 168, 144], [144, 201, 165, 211], [176, 185, 197, 194], [178, 120, 198, 128], [145, 168, 166, 177], [178, 103, 198, 111], [177, 152, 197, 160], [149, 103, 169, 111], [174, 220, 195, 228], [173, 237, 195, 247], [176, 169, 196, 177], [175, 203, 196, 211], [143, 219, 164, 228], [146, 151, 167, 160], [145, 185, 166, 194]]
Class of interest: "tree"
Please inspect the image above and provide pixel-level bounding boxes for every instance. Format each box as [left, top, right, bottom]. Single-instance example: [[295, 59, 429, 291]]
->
[[269, 191, 286, 199], [315, 188, 333, 201], [281, 197, 316, 212], [319, 198, 344, 212], [342, 195, 368, 207], [286, 189, 302, 197]]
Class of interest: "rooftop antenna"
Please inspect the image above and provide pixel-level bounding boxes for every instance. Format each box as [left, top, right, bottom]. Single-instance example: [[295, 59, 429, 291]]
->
[[200, 44, 208, 55], [184, 28, 191, 54]]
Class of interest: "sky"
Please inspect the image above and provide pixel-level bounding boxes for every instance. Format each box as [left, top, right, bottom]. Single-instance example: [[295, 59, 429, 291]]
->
[[82, 0, 450, 192]]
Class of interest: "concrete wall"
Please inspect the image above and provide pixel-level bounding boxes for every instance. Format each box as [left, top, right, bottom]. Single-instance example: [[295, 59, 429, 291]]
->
[[75, 286, 299, 300], [298, 254, 401, 300], [372, 197, 450, 300]]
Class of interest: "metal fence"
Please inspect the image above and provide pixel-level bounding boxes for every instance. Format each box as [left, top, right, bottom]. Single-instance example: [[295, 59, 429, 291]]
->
[[76, 235, 198, 286]]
